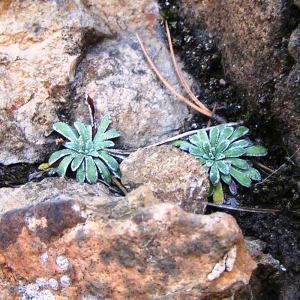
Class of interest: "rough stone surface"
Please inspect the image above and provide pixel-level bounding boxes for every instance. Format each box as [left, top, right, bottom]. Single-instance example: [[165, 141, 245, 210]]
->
[[0, 179, 256, 299], [73, 31, 190, 149], [120, 145, 209, 212], [0, 0, 113, 164], [178, 0, 300, 167]]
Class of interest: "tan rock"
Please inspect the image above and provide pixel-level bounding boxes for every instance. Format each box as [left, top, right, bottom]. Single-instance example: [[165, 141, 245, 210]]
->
[[120, 145, 209, 213]]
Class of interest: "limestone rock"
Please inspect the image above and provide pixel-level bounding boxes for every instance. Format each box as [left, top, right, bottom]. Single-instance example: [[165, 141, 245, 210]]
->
[[120, 145, 209, 212], [72, 31, 190, 149], [0, 179, 256, 299]]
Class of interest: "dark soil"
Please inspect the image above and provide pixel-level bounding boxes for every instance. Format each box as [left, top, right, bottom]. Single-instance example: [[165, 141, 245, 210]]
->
[[158, 0, 300, 299]]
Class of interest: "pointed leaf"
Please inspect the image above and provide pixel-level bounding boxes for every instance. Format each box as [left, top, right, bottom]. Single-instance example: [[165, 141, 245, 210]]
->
[[56, 155, 74, 177], [209, 163, 220, 186], [223, 147, 245, 158], [213, 182, 224, 204], [246, 168, 262, 181], [74, 121, 92, 142], [99, 150, 119, 171], [71, 154, 84, 171], [230, 167, 252, 187], [48, 149, 75, 166], [227, 158, 250, 170], [53, 122, 78, 142], [229, 126, 249, 142], [245, 146, 267, 157], [85, 156, 98, 184], [97, 115, 112, 134], [209, 126, 220, 147], [94, 158, 111, 183], [76, 162, 85, 183], [216, 160, 230, 175]]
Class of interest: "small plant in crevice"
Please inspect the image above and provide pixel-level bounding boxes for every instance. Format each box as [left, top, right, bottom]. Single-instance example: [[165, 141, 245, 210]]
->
[[173, 124, 267, 204], [47, 115, 121, 184]]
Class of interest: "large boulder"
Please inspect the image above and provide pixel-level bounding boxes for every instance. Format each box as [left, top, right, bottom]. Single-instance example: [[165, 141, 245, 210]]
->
[[0, 178, 256, 299]]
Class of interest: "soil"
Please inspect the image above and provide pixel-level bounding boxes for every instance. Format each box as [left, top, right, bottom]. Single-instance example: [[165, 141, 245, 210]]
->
[[0, 1, 300, 299], [158, 0, 300, 299]]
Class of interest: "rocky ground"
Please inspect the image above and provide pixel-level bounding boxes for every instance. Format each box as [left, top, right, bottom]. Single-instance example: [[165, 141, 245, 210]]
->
[[0, 0, 300, 299]]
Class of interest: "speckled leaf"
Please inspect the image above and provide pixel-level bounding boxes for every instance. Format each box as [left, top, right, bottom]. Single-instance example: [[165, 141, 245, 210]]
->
[[189, 130, 209, 147], [205, 160, 214, 168], [97, 115, 112, 134], [190, 145, 205, 157], [71, 154, 84, 171], [64, 140, 81, 152], [48, 149, 75, 166], [76, 162, 85, 183], [216, 160, 230, 175], [221, 173, 232, 185], [209, 163, 220, 186], [74, 121, 92, 142], [56, 155, 74, 177], [218, 126, 234, 142], [85, 156, 98, 184], [99, 150, 119, 172], [227, 158, 250, 170], [245, 146, 267, 157], [229, 126, 249, 142], [230, 167, 252, 187], [215, 152, 225, 160], [215, 139, 230, 154], [213, 182, 224, 204], [94, 140, 115, 150], [246, 168, 262, 181], [94, 158, 111, 183], [197, 157, 206, 164], [53, 122, 78, 142], [223, 147, 245, 158], [209, 126, 220, 147], [228, 139, 250, 149]]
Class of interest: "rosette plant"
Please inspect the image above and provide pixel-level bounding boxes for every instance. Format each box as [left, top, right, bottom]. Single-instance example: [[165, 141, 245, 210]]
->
[[48, 115, 120, 184], [174, 125, 267, 203]]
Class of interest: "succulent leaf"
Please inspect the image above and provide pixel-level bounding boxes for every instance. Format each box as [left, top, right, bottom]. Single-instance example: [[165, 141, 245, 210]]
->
[[245, 145, 267, 157], [215, 139, 230, 154], [209, 163, 220, 186], [64, 141, 81, 152], [76, 163, 85, 183], [74, 121, 92, 142], [97, 115, 112, 134], [85, 156, 98, 184], [216, 160, 230, 175], [48, 149, 75, 166], [93, 140, 115, 150], [71, 154, 84, 171], [209, 126, 220, 147], [218, 126, 234, 142], [226, 158, 250, 170], [172, 140, 191, 150], [56, 155, 74, 177], [246, 167, 262, 181], [189, 145, 205, 157], [223, 147, 245, 158], [53, 122, 78, 142], [221, 173, 232, 185], [228, 139, 250, 149], [99, 150, 119, 171], [229, 126, 249, 142], [213, 182, 224, 204], [189, 130, 209, 147], [94, 158, 111, 183], [230, 167, 252, 187]]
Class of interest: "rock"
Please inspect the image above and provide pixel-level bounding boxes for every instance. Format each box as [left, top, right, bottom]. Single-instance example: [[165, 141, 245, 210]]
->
[[0, 0, 112, 165], [0, 179, 256, 299], [72, 31, 190, 149], [288, 24, 300, 61], [120, 145, 209, 212]]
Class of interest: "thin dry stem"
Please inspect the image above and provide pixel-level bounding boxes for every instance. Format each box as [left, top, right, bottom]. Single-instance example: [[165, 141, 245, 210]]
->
[[165, 21, 212, 115], [136, 33, 213, 117]]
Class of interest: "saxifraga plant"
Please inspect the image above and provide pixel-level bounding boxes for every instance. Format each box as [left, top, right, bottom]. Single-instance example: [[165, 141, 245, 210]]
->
[[173, 125, 267, 204], [48, 115, 120, 184]]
